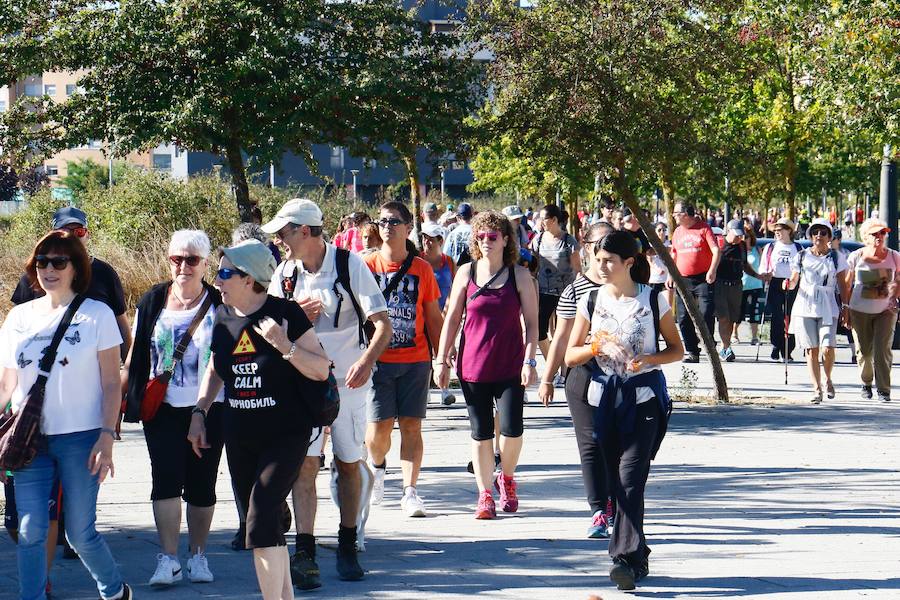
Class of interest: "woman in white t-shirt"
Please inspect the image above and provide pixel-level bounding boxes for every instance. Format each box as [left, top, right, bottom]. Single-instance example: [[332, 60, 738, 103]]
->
[[122, 230, 224, 586], [784, 220, 850, 404], [564, 231, 683, 591], [0, 231, 132, 600], [845, 219, 900, 402]]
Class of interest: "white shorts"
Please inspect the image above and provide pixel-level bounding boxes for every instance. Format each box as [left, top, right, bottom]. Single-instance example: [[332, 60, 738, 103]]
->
[[792, 316, 838, 350], [307, 384, 369, 463]]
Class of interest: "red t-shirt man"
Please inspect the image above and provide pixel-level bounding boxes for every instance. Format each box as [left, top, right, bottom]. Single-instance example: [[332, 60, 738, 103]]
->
[[671, 218, 718, 277]]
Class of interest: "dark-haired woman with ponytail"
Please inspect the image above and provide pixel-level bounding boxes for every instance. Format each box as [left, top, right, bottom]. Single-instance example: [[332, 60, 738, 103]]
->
[[565, 231, 683, 591]]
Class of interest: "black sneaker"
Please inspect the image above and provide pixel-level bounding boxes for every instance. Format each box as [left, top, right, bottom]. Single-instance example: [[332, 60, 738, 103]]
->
[[683, 353, 700, 364], [336, 544, 365, 581], [770, 346, 780, 361], [634, 561, 650, 582], [878, 391, 891, 403], [466, 460, 474, 474], [99, 583, 132, 600], [609, 558, 636, 591], [290, 549, 322, 590], [230, 524, 247, 551], [861, 385, 873, 400]]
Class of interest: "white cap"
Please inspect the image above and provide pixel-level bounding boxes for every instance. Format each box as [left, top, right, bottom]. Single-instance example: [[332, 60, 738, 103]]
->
[[808, 218, 833, 236], [261, 198, 323, 233], [421, 222, 447, 239]]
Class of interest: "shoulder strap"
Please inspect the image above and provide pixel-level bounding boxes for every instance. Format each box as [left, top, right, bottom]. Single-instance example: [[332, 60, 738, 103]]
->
[[382, 251, 416, 300], [587, 289, 599, 319], [333, 248, 367, 348], [509, 265, 521, 307], [797, 249, 805, 279], [38, 295, 87, 375], [649, 286, 660, 354], [830, 249, 838, 269], [467, 264, 509, 303], [763, 243, 773, 271], [171, 293, 214, 369], [794, 241, 803, 252], [279, 262, 298, 300]]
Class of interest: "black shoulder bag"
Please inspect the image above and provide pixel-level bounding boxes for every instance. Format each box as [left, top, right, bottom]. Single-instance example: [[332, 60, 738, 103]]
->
[[0, 295, 86, 471]]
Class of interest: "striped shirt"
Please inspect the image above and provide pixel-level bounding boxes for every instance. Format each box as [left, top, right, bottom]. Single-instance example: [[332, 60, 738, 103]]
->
[[556, 273, 602, 320]]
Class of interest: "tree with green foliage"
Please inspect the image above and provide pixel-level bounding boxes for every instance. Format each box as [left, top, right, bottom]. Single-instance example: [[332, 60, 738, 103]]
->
[[469, 0, 742, 401], [60, 158, 128, 197]]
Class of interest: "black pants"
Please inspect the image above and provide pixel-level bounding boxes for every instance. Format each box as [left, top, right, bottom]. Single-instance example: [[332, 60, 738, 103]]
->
[[538, 293, 561, 341], [766, 279, 797, 357], [226, 431, 310, 549], [603, 399, 662, 566], [564, 364, 612, 516], [675, 275, 715, 355], [460, 378, 525, 440], [143, 403, 224, 506]]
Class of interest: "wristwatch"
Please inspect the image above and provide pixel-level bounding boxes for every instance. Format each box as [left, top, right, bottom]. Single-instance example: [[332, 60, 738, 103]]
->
[[523, 358, 537, 368]]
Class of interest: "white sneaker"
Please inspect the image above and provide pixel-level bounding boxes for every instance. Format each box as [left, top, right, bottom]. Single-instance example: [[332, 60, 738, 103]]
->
[[401, 486, 427, 517], [371, 464, 385, 505], [149, 553, 182, 587], [186, 551, 214, 583]]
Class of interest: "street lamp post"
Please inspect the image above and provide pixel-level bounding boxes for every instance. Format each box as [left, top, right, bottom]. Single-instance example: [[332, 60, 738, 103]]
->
[[351, 169, 359, 201], [880, 144, 897, 251], [724, 176, 731, 223], [439, 164, 446, 204]]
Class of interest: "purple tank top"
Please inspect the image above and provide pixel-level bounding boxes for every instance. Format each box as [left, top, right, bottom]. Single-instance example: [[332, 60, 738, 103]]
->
[[458, 266, 525, 382]]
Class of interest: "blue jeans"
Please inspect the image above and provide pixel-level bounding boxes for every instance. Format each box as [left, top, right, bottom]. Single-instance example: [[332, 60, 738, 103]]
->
[[13, 429, 124, 600]]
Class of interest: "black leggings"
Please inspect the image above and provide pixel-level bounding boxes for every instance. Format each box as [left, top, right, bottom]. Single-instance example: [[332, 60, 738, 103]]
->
[[226, 431, 310, 549], [565, 364, 612, 516], [460, 378, 525, 440], [538, 293, 561, 341], [604, 399, 661, 565], [143, 403, 224, 506]]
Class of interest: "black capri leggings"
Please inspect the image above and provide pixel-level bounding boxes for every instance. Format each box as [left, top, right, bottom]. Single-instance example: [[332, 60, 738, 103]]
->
[[460, 378, 525, 441], [538, 293, 561, 341], [226, 431, 310, 549], [143, 402, 225, 506]]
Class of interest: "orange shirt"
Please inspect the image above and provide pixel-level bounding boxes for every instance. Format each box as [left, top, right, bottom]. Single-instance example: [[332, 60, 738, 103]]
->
[[364, 252, 440, 363]]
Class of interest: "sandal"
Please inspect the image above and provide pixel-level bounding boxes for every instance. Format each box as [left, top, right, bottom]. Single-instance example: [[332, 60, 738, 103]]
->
[[811, 390, 823, 404], [825, 381, 835, 399]]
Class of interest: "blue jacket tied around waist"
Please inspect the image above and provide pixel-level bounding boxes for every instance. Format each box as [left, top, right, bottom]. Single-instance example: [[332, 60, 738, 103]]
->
[[588, 363, 672, 460]]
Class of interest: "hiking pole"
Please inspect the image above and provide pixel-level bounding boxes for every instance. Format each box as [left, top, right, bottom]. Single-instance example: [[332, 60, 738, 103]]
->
[[783, 285, 789, 385], [755, 283, 770, 362]]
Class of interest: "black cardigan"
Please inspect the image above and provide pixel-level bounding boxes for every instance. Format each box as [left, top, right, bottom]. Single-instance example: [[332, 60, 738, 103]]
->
[[123, 281, 222, 423]]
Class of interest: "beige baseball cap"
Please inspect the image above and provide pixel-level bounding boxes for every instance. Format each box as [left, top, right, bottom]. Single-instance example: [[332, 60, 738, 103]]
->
[[261, 198, 323, 233]]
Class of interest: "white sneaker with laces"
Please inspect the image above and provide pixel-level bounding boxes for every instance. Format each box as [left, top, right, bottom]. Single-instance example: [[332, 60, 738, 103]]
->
[[187, 551, 214, 583], [149, 553, 183, 587], [371, 464, 385, 505], [401, 486, 427, 517]]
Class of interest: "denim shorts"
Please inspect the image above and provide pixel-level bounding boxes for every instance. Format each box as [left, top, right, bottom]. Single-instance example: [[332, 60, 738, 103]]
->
[[367, 361, 432, 421]]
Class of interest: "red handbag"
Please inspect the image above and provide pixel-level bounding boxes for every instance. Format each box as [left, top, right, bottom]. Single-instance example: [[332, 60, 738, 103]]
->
[[140, 295, 213, 423]]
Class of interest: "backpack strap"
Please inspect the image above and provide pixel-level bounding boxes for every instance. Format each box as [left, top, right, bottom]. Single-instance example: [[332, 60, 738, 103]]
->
[[332, 248, 368, 348], [586, 288, 598, 319], [279, 262, 299, 300], [649, 286, 661, 354]]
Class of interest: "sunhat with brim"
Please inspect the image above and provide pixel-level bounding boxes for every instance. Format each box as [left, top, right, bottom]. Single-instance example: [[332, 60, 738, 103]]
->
[[221, 239, 277, 286], [859, 218, 890, 237], [807, 218, 833, 238], [774, 217, 796, 231]]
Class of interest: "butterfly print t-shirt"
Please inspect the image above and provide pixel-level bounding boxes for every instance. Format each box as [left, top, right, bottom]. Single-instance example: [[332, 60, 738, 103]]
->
[[0, 298, 123, 435]]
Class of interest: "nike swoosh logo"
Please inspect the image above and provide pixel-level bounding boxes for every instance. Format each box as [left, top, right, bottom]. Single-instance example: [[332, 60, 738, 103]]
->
[[645, 417, 654, 421]]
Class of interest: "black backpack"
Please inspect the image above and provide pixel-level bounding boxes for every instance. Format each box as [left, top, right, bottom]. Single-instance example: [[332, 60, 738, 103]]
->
[[586, 286, 661, 352]]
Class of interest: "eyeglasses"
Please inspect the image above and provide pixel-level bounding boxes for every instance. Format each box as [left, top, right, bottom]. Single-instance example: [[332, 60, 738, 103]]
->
[[59, 226, 87, 238], [217, 267, 247, 280], [378, 218, 407, 228], [475, 231, 500, 242], [35, 255, 72, 270], [169, 255, 203, 267]]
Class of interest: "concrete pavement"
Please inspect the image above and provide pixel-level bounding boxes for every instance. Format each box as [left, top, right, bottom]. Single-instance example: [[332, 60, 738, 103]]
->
[[1, 335, 898, 599]]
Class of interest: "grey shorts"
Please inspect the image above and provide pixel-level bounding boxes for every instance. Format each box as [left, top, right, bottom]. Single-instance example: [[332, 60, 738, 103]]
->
[[714, 281, 743, 322], [367, 361, 431, 422], [793, 316, 838, 350]]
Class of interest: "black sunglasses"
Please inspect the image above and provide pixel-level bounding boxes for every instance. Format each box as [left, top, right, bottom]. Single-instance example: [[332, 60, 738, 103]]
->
[[378, 217, 407, 228], [169, 255, 203, 267], [35, 255, 72, 270]]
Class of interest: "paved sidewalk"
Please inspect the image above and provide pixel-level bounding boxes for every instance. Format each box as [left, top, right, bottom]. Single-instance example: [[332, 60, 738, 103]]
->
[[1, 336, 898, 599]]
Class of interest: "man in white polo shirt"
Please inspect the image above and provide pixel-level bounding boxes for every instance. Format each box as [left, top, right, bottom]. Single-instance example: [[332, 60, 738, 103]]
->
[[262, 199, 392, 590]]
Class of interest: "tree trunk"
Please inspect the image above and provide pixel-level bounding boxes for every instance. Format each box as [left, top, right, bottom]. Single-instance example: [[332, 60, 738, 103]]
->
[[615, 154, 729, 403], [402, 154, 422, 250], [660, 160, 677, 233], [225, 140, 253, 223], [784, 147, 797, 221]]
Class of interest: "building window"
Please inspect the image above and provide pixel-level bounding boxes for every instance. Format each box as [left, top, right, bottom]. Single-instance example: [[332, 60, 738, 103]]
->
[[65, 84, 77, 96], [330, 146, 344, 170], [45, 164, 59, 177], [88, 139, 103, 149], [44, 84, 56, 96], [152, 154, 172, 171], [24, 83, 41, 97], [0, 101, 6, 112]]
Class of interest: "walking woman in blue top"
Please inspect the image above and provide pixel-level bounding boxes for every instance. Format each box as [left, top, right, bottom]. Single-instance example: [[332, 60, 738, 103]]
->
[[565, 231, 683, 591]]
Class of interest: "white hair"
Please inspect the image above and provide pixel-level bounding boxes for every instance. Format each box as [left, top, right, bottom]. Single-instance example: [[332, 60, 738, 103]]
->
[[168, 229, 211, 258]]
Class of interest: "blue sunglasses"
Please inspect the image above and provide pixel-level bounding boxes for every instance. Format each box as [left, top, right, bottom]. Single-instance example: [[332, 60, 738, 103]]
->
[[217, 267, 247, 280]]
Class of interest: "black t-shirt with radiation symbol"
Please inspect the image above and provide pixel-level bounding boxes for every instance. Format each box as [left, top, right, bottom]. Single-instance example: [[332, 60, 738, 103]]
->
[[211, 295, 314, 440]]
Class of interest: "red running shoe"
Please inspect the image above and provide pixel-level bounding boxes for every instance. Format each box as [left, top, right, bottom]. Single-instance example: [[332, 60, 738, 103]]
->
[[474, 491, 496, 519], [494, 472, 519, 513]]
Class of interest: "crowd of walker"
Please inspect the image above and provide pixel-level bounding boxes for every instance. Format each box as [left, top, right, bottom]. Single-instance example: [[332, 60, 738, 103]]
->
[[0, 197, 897, 600]]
